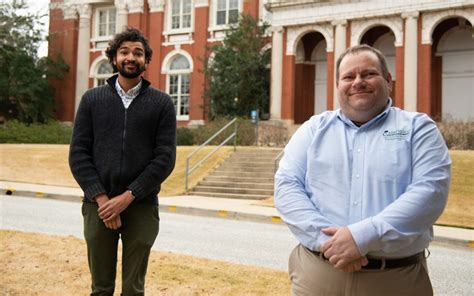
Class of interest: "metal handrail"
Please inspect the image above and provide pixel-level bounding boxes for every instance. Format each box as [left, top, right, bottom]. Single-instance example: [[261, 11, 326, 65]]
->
[[273, 149, 284, 173], [185, 118, 238, 193]]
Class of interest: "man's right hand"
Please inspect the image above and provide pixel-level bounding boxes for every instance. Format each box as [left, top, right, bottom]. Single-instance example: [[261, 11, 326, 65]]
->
[[341, 256, 369, 273], [95, 194, 122, 229]]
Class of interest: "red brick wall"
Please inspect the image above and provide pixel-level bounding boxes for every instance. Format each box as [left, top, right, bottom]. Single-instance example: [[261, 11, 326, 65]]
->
[[48, 0, 78, 122]]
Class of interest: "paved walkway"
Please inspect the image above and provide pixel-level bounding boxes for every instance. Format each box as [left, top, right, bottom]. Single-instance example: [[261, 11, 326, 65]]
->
[[1, 180, 473, 247]]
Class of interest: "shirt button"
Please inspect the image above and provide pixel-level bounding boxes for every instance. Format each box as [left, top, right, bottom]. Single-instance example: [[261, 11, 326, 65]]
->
[[357, 149, 361, 153], [353, 201, 358, 205], [356, 174, 360, 178]]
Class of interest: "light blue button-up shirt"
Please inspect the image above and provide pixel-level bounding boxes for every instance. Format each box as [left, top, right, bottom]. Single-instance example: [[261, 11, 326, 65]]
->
[[275, 100, 451, 258]]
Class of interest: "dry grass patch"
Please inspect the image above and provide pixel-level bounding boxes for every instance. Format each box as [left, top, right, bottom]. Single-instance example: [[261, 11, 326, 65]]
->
[[436, 150, 474, 228], [0, 144, 233, 196], [0, 230, 290, 295]]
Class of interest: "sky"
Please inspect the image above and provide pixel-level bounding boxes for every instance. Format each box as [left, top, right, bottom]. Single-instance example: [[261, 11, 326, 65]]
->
[[11, 0, 51, 57]]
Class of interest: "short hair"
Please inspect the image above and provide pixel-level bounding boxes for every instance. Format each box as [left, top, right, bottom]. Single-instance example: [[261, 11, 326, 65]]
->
[[335, 44, 390, 81], [105, 28, 153, 72]]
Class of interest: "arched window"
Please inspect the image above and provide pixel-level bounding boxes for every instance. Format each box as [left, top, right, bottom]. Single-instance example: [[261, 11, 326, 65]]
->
[[167, 55, 191, 118], [94, 61, 113, 86]]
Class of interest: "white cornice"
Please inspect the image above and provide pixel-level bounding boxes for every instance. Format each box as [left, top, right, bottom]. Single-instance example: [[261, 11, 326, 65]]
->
[[148, 0, 165, 12], [270, 0, 473, 28]]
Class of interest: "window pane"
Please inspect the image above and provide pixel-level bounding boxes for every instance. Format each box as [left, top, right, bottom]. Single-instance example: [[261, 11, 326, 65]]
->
[[99, 24, 106, 36], [98, 62, 113, 74], [182, 15, 191, 28], [181, 75, 190, 94], [99, 11, 106, 24], [172, 16, 180, 29], [183, 0, 192, 13], [181, 95, 189, 115], [172, 0, 180, 14], [170, 55, 190, 70], [228, 9, 238, 24], [229, 0, 238, 9], [171, 95, 178, 112], [217, 0, 226, 10], [108, 22, 115, 35], [216, 11, 226, 25], [97, 79, 106, 86], [109, 9, 116, 22]]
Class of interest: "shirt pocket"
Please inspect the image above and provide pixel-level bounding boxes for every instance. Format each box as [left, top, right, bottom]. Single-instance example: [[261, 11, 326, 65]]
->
[[374, 145, 411, 185]]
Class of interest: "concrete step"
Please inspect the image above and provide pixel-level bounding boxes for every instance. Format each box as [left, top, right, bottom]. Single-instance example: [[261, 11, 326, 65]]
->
[[189, 191, 271, 200], [209, 170, 276, 178], [198, 180, 274, 190], [229, 154, 279, 160], [191, 186, 274, 196], [223, 158, 275, 167], [203, 176, 275, 183], [214, 166, 275, 173]]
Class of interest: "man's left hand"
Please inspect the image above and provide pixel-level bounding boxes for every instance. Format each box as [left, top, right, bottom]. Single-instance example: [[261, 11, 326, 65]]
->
[[320, 226, 362, 270], [98, 191, 134, 223]]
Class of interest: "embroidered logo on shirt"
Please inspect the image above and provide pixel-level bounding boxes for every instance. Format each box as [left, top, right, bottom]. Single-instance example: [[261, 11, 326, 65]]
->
[[383, 128, 410, 140]]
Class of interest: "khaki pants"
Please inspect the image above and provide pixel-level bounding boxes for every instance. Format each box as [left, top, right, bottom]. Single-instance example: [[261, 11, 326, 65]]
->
[[288, 244, 433, 296], [82, 202, 159, 296]]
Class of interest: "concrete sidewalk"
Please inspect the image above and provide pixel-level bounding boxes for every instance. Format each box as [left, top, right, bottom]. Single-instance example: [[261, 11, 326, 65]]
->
[[1, 180, 473, 248]]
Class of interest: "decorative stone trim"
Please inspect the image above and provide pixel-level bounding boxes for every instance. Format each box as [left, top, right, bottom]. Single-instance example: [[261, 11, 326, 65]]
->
[[286, 23, 333, 55], [422, 8, 474, 44], [351, 16, 403, 47], [127, 0, 145, 14], [77, 4, 92, 19], [62, 4, 78, 20], [148, 0, 165, 12], [195, 0, 210, 8]]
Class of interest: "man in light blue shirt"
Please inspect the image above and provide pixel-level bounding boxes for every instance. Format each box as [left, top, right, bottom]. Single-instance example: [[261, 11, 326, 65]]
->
[[275, 44, 451, 295]]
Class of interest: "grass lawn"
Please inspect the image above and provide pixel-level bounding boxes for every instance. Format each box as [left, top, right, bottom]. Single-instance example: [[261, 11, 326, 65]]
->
[[0, 145, 472, 228], [0, 144, 233, 196], [436, 150, 474, 229], [0, 230, 290, 295]]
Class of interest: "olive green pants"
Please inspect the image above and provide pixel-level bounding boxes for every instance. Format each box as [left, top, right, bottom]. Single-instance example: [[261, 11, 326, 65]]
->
[[82, 202, 159, 296]]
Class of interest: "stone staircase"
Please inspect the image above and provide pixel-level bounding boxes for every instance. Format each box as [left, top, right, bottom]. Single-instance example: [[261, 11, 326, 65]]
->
[[189, 147, 283, 200]]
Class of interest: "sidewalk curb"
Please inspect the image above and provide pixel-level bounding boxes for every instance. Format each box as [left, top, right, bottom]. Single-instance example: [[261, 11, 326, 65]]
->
[[1, 187, 283, 225], [2, 187, 472, 248]]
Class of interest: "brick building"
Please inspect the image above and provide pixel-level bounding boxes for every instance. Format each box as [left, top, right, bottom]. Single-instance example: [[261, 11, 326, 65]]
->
[[48, 0, 474, 126]]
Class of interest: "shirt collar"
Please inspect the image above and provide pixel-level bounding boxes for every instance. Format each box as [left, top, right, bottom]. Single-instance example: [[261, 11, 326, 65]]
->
[[337, 98, 392, 129], [115, 77, 142, 99]]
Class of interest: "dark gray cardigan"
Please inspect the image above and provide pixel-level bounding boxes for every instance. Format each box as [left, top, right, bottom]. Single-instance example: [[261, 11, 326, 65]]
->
[[69, 75, 176, 204]]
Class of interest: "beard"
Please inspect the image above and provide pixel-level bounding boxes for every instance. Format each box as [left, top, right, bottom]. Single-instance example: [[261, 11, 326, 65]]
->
[[117, 61, 145, 79]]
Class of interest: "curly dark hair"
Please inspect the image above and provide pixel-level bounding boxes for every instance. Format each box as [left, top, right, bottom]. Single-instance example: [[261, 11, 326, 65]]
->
[[105, 27, 153, 72]]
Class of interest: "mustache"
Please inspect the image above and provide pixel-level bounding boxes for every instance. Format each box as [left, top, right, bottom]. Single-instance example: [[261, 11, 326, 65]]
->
[[122, 61, 138, 67]]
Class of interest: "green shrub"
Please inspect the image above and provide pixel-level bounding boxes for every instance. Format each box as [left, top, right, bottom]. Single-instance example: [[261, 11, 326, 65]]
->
[[0, 120, 72, 144], [437, 120, 474, 150], [176, 127, 195, 145]]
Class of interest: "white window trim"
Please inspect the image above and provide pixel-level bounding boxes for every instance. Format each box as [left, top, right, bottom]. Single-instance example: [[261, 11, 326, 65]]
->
[[162, 51, 194, 120], [208, 0, 242, 41], [167, 72, 191, 120], [89, 55, 114, 87], [92, 6, 117, 42], [163, 0, 195, 36]]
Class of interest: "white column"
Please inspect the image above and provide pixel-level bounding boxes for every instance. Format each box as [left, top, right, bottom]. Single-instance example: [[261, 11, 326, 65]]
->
[[270, 26, 283, 120], [332, 20, 347, 109], [115, 0, 128, 30], [74, 4, 92, 114], [402, 12, 419, 112]]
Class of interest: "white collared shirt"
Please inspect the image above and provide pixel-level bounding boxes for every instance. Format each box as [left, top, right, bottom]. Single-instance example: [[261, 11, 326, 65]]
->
[[115, 78, 142, 109]]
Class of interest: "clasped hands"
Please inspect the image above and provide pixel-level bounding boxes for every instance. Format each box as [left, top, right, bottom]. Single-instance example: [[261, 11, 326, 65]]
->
[[319, 226, 368, 273], [95, 191, 135, 230]]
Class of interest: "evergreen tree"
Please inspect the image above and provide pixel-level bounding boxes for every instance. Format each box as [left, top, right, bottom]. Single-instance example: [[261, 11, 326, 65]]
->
[[204, 14, 270, 118], [0, 0, 68, 123]]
